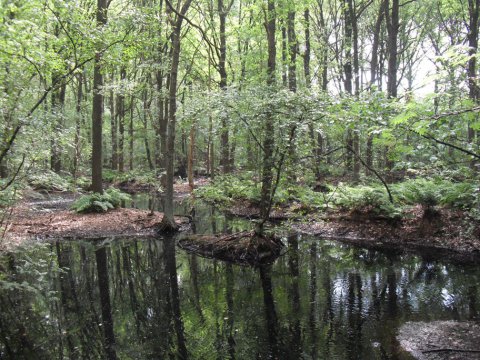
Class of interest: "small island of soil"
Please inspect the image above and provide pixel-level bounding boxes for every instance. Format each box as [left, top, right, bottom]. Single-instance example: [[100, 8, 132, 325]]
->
[[398, 321, 480, 360], [2, 205, 188, 250], [178, 231, 284, 265]]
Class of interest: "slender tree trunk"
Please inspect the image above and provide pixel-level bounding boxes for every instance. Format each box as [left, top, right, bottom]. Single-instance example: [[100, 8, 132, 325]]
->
[[188, 124, 195, 191], [110, 74, 118, 170], [304, 8, 311, 88], [50, 80, 65, 173], [281, 24, 288, 87], [129, 97, 134, 171], [287, 9, 297, 92], [142, 90, 154, 170], [73, 72, 83, 180], [117, 68, 126, 173], [343, 0, 353, 95], [343, 0, 354, 175], [467, 0, 480, 146], [160, 0, 193, 231], [156, 69, 166, 169], [219, 0, 230, 173], [386, 0, 399, 98], [91, 0, 108, 194], [286, 6, 298, 182], [257, 0, 276, 235]]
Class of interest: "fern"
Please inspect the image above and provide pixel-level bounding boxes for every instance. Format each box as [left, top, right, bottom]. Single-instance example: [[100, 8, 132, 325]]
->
[[71, 189, 131, 213]]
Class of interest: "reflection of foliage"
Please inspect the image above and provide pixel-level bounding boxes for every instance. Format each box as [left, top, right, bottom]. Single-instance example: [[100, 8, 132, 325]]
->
[[0, 238, 478, 359], [71, 188, 131, 213]]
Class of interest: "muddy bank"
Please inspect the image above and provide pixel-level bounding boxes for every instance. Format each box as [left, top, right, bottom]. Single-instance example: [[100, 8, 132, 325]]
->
[[225, 201, 480, 261], [2, 207, 188, 250], [398, 321, 480, 359]]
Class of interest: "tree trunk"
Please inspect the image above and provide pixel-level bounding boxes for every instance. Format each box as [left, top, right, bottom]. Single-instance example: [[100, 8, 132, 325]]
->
[[386, 0, 399, 98], [129, 97, 134, 171], [91, 0, 107, 194], [304, 8, 311, 88], [73, 72, 83, 180], [467, 0, 480, 145], [117, 68, 126, 173], [110, 74, 118, 171], [156, 69, 166, 169], [257, 0, 276, 236], [188, 124, 195, 191], [219, 0, 230, 174], [160, 0, 193, 232], [287, 9, 297, 92], [281, 24, 288, 87]]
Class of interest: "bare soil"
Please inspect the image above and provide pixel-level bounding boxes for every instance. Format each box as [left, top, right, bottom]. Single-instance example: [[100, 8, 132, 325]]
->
[[398, 321, 480, 359], [227, 201, 480, 261], [0, 185, 193, 250]]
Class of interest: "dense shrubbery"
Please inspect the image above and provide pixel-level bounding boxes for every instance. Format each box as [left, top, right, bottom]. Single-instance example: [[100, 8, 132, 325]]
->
[[194, 174, 261, 205], [103, 169, 158, 189], [70, 188, 131, 213], [195, 174, 479, 220], [334, 185, 401, 219], [27, 170, 71, 192]]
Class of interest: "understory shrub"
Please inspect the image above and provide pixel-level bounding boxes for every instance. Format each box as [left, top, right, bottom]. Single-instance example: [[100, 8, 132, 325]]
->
[[104, 169, 158, 187], [28, 170, 71, 192], [71, 188, 131, 213], [394, 179, 440, 209], [394, 179, 478, 210], [194, 174, 261, 205], [334, 185, 400, 218]]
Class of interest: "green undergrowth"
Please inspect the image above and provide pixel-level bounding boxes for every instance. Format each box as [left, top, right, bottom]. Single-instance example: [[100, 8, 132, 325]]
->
[[27, 170, 72, 192], [27, 170, 92, 192], [195, 174, 479, 220], [71, 188, 131, 213], [103, 169, 157, 188]]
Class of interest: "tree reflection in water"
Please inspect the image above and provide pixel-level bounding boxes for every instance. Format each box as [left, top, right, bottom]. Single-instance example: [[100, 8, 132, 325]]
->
[[0, 236, 479, 359]]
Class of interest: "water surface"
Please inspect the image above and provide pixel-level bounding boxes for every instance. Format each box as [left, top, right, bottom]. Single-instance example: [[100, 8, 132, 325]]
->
[[1, 232, 478, 359], [1, 196, 479, 359]]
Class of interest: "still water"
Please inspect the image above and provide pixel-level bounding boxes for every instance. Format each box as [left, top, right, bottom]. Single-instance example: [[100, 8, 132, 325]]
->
[[0, 200, 479, 359]]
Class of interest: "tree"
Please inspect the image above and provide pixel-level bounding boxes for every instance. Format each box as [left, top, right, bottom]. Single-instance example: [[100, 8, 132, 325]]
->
[[159, 0, 194, 232], [257, 0, 277, 236], [91, 0, 108, 194]]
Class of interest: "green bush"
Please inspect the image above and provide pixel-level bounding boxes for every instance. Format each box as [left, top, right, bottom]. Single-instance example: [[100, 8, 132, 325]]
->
[[194, 174, 261, 205], [103, 169, 158, 187], [71, 188, 131, 213], [394, 179, 440, 208], [335, 185, 400, 218], [439, 182, 478, 210], [394, 179, 478, 211], [28, 170, 70, 192]]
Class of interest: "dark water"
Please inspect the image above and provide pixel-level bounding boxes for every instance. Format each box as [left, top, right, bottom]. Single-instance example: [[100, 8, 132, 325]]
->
[[0, 199, 479, 359]]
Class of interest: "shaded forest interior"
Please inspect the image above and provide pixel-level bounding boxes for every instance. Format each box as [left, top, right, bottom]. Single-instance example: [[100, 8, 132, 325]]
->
[[1, 0, 480, 237]]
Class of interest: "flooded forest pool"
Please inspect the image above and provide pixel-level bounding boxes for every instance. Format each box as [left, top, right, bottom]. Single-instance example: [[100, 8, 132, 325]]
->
[[0, 196, 479, 359]]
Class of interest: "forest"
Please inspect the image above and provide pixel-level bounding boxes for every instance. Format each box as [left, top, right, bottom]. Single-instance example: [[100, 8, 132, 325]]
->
[[1, 0, 480, 358]]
